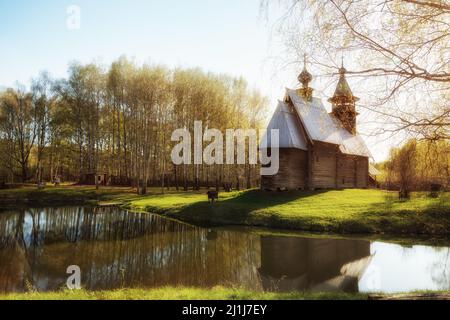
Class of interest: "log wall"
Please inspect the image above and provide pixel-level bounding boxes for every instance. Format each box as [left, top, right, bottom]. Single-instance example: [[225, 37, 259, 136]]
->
[[312, 144, 337, 189], [261, 146, 369, 190], [261, 148, 307, 190], [356, 157, 369, 188], [337, 154, 356, 188]]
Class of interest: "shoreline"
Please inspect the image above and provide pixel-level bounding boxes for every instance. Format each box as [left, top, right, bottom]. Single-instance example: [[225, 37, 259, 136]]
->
[[124, 189, 450, 237], [1, 186, 449, 238], [1, 287, 449, 301], [1, 186, 450, 300]]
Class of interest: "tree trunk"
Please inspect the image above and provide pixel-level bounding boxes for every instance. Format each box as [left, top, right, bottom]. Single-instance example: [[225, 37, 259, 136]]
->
[[21, 162, 28, 182], [174, 164, 179, 191]]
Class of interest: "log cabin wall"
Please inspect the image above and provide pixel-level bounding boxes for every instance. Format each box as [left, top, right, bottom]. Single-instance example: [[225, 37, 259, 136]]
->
[[356, 157, 369, 188], [337, 154, 356, 188], [311, 143, 338, 189], [261, 147, 368, 191], [261, 148, 307, 190], [336, 154, 369, 189]]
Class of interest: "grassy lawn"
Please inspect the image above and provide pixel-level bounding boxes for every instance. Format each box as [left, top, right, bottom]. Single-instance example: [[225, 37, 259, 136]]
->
[[0, 185, 137, 208], [0, 287, 369, 300], [2, 287, 450, 300], [126, 189, 450, 235], [1, 186, 449, 236]]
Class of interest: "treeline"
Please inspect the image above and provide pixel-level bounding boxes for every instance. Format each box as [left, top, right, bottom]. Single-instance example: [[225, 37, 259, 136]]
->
[[0, 57, 268, 192], [379, 139, 450, 194]]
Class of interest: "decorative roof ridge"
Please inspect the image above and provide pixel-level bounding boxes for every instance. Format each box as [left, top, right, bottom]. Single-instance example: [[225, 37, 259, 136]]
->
[[286, 88, 323, 109]]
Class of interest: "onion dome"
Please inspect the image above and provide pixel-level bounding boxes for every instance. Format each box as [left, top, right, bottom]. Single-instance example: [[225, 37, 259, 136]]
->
[[298, 67, 312, 89], [297, 54, 314, 101], [298, 55, 312, 88]]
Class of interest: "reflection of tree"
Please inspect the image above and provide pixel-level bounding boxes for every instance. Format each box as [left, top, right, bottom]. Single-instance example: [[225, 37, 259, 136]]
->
[[430, 247, 450, 291], [0, 243, 31, 292], [0, 209, 32, 291], [0, 207, 262, 292], [6, 207, 449, 294]]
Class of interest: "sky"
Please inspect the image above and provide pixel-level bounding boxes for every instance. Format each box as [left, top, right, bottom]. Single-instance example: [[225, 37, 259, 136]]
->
[[0, 0, 390, 161], [0, 0, 282, 92]]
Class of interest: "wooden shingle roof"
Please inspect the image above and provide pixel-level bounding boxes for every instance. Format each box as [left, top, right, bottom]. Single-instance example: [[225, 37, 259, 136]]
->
[[260, 100, 308, 150], [261, 89, 372, 159], [288, 89, 372, 158]]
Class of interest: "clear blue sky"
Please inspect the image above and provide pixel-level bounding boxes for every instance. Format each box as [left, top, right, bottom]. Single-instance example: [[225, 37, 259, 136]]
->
[[0, 0, 390, 161], [0, 0, 276, 90]]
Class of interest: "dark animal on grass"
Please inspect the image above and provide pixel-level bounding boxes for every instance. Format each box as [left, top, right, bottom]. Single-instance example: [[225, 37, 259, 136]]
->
[[207, 190, 219, 204], [430, 183, 442, 198], [399, 188, 410, 200], [223, 183, 232, 192]]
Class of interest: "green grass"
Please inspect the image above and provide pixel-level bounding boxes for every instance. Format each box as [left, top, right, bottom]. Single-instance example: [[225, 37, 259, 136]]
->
[[0, 287, 367, 300], [1, 186, 449, 236], [0, 185, 137, 208], [3, 287, 450, 300], [126, 189, 450, 236]]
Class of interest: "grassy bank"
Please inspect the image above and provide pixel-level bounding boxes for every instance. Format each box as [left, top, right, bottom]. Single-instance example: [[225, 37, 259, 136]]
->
[[0, 185, 136, 208], [1, 186, 449, 236], [126, 189, 450, 235], [2, 287, 450, 300], [0, 287, 368, 300]]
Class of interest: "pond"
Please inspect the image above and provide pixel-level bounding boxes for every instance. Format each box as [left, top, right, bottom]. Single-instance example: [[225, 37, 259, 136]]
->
[[0, 206, 449, 294]]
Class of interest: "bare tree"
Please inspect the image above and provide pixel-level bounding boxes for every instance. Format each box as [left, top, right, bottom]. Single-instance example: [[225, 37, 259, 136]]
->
[[262, 0, 449, 140], [31, 72, 52, 187]]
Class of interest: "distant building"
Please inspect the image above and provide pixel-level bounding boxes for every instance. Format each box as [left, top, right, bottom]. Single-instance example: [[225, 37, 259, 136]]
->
[[79, 173, 109, 186], [260, 59, 372, 190]]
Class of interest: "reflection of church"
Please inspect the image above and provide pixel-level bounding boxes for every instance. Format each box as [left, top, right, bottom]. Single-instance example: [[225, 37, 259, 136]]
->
[[258, 236, 372, 292], [0, 207, 372, 293]]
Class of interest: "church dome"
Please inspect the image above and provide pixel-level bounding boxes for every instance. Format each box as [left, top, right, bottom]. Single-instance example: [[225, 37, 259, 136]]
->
[[298, 68, 312, 88], [329, 64, 359, 103]]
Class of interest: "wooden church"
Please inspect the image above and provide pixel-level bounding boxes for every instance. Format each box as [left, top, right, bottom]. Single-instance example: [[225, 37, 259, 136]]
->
[[260, 60, 372, 190]]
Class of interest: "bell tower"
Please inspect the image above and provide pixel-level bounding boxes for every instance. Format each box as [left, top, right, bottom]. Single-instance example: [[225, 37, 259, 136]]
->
[[328, 62, 359, 135]]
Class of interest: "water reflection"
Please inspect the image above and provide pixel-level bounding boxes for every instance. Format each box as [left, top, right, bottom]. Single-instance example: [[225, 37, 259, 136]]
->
[[0, 207, 449, 294], [0, 207, 261, 292], [259, 237, 371, 292]]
